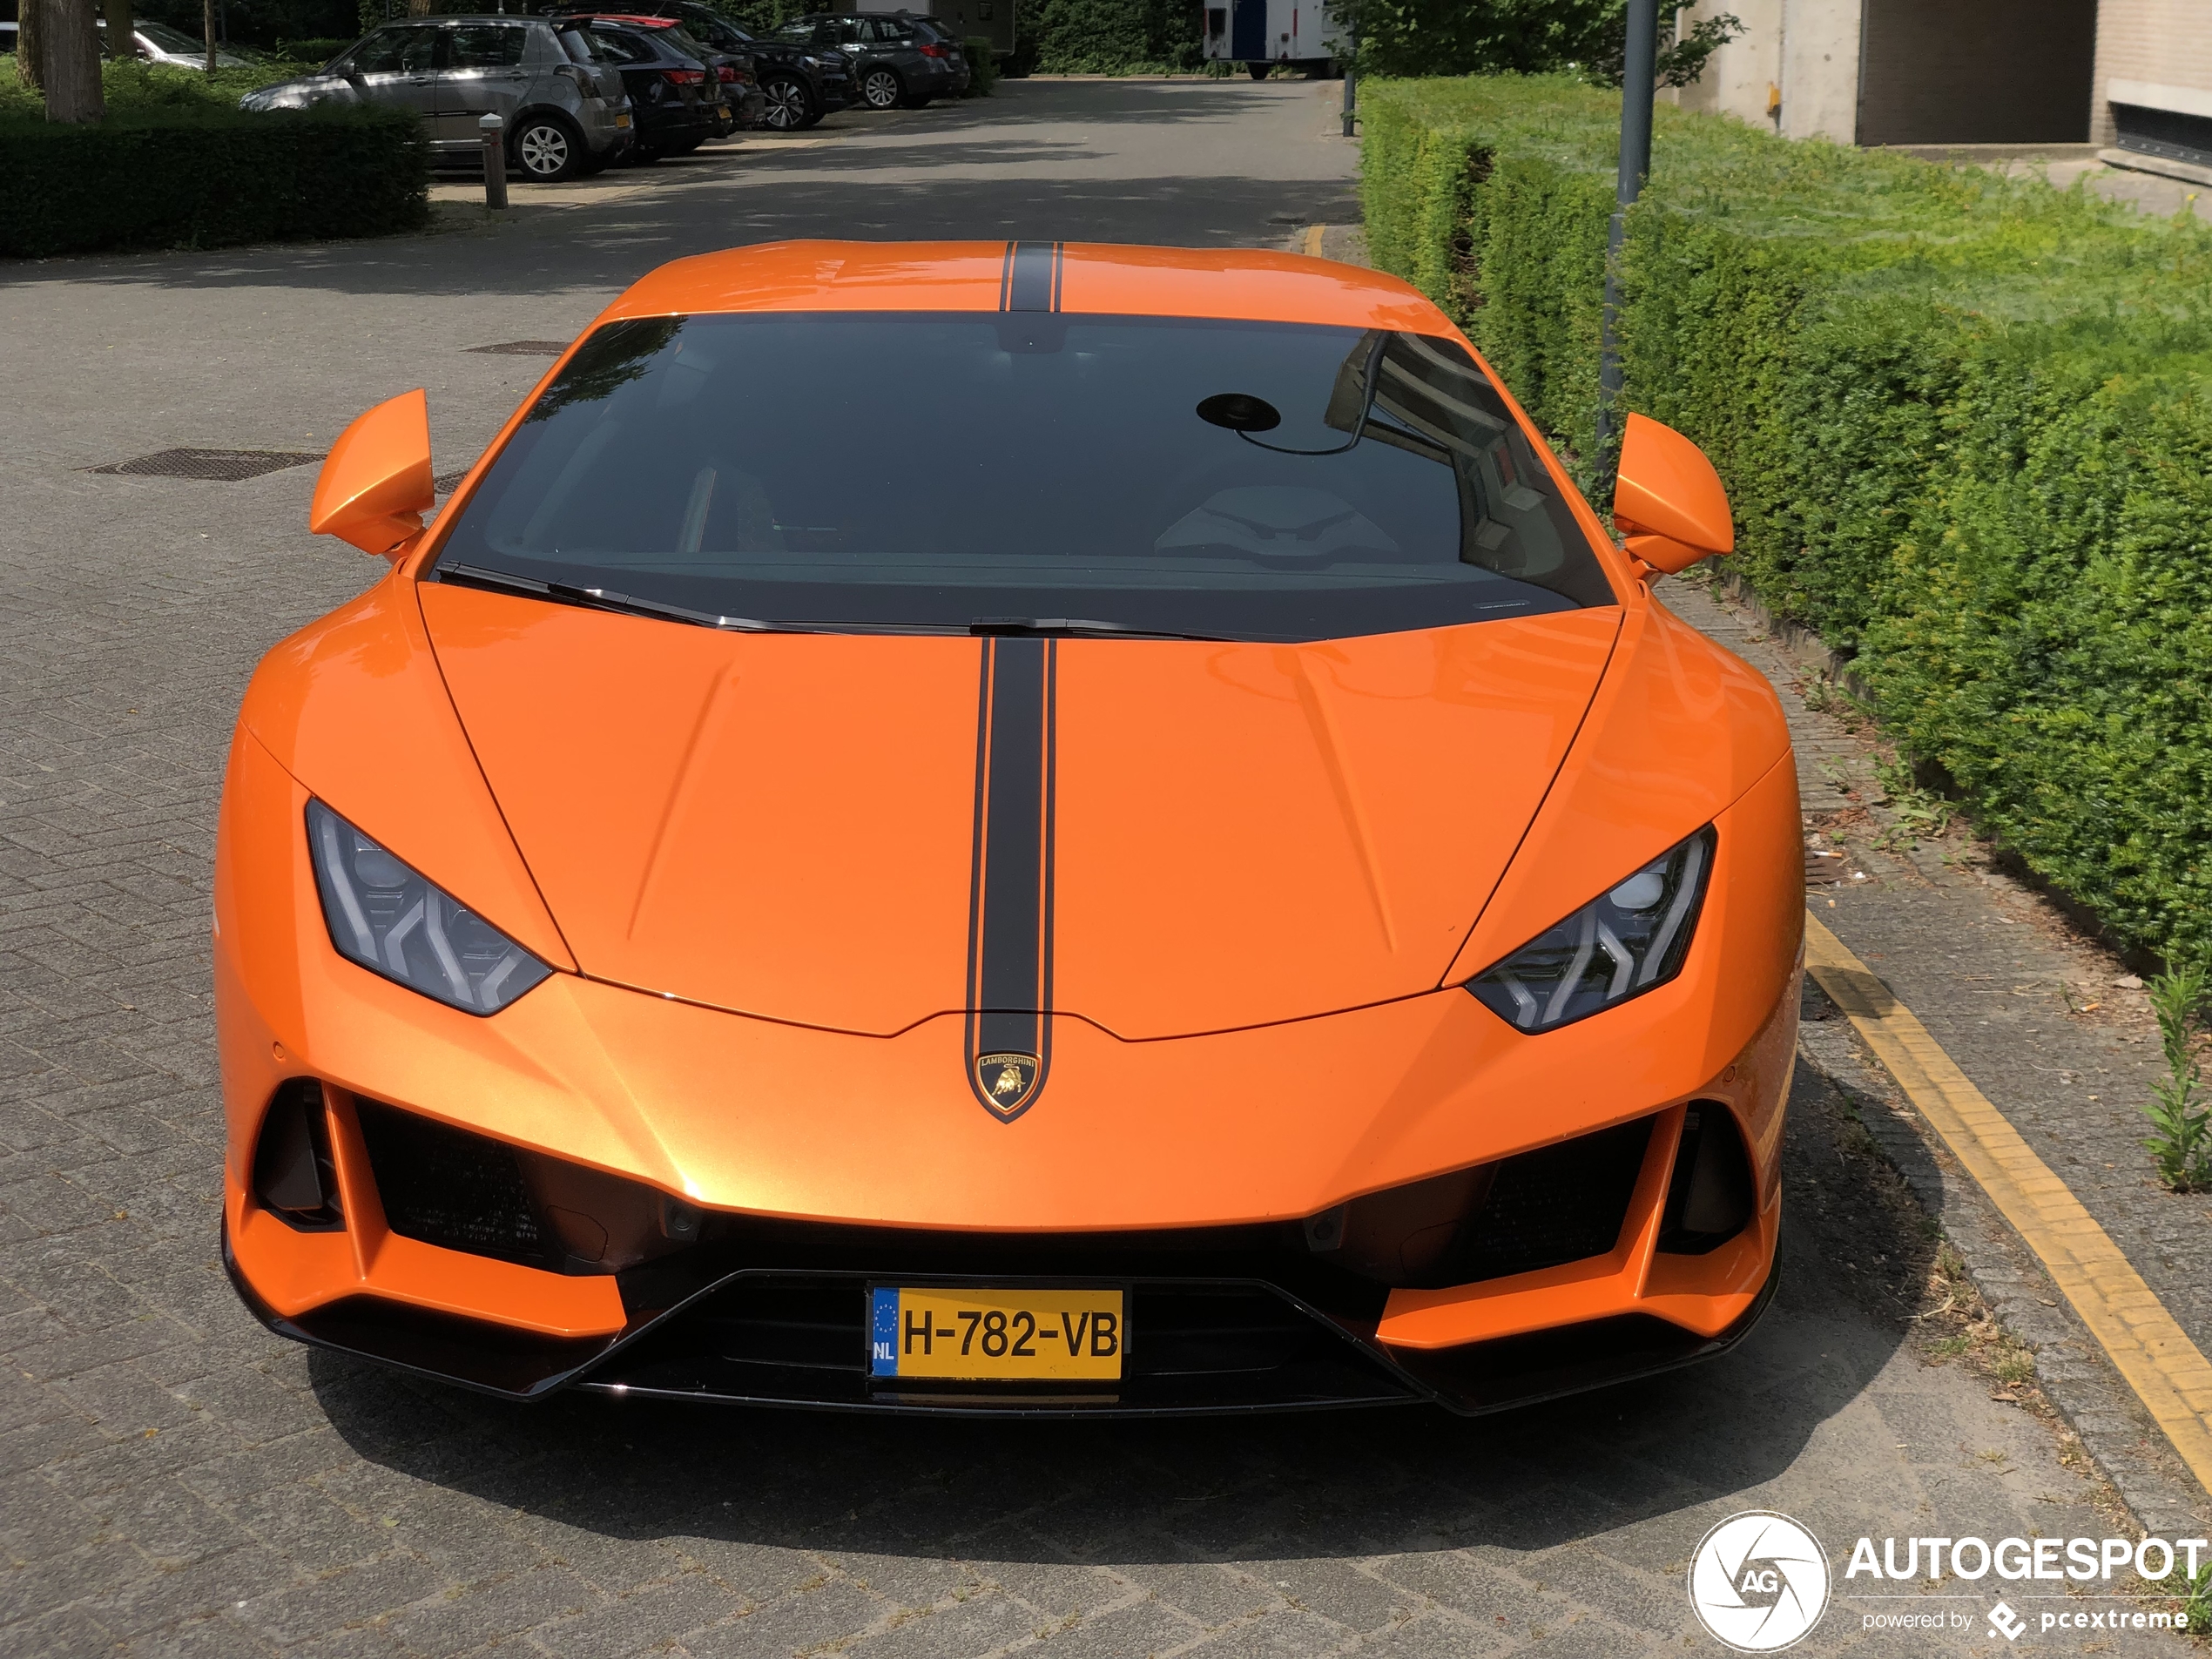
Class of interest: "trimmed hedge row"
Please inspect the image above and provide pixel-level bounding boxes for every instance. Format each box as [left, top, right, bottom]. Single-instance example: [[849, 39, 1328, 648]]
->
[[1361, 75, 2212, 966], [0, 105, 428, 258]]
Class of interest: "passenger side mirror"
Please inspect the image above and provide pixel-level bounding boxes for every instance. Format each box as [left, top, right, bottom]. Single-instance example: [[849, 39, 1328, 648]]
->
[[1611, 411, 1733, 577], [309, 389, 435, 560]]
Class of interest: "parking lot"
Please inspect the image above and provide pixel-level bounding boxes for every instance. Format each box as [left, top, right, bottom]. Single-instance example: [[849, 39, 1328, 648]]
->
[[1, 77, 2202, 1657]]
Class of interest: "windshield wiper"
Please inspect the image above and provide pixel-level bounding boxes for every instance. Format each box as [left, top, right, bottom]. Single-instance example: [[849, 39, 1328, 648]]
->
[[439, 563, 808, 633], [970, 617, 1228, 641]]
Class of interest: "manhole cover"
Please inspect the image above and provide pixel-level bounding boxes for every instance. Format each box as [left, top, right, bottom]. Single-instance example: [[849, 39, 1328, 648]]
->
[[466, 340, 570, 355], [433, 469, 471, 494], [85, 448, 323, 482]]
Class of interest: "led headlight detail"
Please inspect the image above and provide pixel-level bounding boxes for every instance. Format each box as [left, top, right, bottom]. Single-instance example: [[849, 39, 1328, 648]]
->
[[305, 801, 552, 1015], [1467, 826, 1716, 1034]]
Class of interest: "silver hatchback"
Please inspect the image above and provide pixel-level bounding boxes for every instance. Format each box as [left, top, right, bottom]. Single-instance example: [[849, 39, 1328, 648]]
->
[[240, 17, 633, 182]]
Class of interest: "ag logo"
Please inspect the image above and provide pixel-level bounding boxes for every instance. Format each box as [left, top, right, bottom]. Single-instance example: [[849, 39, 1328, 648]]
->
[[1687, 1511, 1831, 1652]]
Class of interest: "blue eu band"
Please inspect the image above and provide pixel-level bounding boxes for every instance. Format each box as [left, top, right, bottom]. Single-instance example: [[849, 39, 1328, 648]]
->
[[869, 1287, 900, 1377]]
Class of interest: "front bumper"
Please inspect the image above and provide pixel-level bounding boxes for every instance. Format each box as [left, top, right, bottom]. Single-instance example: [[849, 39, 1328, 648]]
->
[[226, 1203, 1778, 1416], [217, 727, 1802, 1415]]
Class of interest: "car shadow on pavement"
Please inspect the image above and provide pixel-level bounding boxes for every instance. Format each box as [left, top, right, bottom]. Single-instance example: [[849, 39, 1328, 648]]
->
[[305, 995, 1937, 1568]]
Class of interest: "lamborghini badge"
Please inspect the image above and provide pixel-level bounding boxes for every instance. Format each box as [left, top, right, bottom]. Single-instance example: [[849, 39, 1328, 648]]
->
[[974, 1052, 1041, 1117]]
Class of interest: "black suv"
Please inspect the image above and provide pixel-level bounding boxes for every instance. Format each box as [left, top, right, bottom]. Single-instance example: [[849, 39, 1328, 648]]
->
[[555, 0, 855, 130], [775, 12, 968, 111]]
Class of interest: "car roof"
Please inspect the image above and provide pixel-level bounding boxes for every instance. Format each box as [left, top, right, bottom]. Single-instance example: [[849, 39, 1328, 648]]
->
[[603, 241, 1454, 334]]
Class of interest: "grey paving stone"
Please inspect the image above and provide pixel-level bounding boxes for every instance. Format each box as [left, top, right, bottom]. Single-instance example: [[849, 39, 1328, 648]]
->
[[379, 1568, 602, 1656], [681, 1575, 886, 1658]]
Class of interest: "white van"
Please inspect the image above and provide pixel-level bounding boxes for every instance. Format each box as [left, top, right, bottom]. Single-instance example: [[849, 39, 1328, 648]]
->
[[1201, 0, 1342, 78]]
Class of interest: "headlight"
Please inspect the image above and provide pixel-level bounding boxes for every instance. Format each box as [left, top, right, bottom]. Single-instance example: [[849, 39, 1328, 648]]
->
[[1467, 826, 1716, 1033], [306, 800, 551, 1015]]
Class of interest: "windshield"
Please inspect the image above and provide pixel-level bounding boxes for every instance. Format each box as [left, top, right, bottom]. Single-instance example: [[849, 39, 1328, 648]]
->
[[137, 21, 207, 51], [430, 313, 1616, 642]]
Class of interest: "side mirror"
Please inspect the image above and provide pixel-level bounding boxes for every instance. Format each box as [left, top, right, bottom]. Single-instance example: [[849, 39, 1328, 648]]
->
[[1611, 411, 1733, 577], [309, 389, 434, 559]]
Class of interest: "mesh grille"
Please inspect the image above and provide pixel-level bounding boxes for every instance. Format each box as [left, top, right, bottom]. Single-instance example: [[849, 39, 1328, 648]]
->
[[84, 448, 322, 482], [466, 340, 570, 355], [1460, 1119, 1651, 1282], [355, 1099, 550, 1267]]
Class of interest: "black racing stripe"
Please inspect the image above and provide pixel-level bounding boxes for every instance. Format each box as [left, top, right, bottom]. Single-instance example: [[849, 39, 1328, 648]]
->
[[1003, 240, 1061, 313], [964, 637, 1057, 1120]]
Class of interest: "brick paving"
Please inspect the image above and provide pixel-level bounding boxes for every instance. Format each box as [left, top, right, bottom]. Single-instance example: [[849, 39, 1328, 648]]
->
[[0, 81, 2178, 1656]]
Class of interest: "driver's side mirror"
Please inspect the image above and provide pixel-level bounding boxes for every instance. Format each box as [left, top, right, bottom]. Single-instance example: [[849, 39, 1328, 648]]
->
[[1611, 411, 1733, 577], [309, 388, 434, 559]]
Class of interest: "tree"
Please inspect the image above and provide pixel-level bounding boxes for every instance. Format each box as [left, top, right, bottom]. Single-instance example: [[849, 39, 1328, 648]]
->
[[204, 0, 216, 68], [1334, 0, 1739, 87], [16, 0, 43, 90], [42, 0, 104, 119], [101, 0, 138, 63]]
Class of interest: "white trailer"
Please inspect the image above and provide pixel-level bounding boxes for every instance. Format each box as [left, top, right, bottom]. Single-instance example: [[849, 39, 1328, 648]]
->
[[1201, 0, 1343, 78]]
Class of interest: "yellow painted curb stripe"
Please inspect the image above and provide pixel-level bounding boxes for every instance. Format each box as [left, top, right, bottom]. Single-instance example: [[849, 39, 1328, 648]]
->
[[1302, 224, 1326, 257], [1805, 913, 2212, 1493]]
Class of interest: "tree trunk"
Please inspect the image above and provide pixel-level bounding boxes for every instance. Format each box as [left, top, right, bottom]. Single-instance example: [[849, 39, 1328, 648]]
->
[[102, 0, 137, 63], [16, 0, 44, 90], [407, 0, 431, 17], [203, 0, 215, 69], [42, 0, 103, 121]]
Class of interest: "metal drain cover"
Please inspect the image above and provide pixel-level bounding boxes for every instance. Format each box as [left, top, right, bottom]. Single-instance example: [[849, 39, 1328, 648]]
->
[[433, 469, 471, 494], [86, 448, 322, 482], [466, 340, 570, 355]]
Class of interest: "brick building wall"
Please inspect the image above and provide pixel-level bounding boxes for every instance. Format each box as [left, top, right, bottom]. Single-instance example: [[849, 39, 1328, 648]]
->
[[2092, 0, 2212, 147]]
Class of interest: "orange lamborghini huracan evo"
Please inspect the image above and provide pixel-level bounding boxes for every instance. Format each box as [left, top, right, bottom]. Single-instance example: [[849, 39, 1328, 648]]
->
[[216, 241, 1801, 1415]]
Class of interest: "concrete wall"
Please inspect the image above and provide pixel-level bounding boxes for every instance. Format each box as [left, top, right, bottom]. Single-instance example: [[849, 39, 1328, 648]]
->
[[1668, 0, 1860, 144], [2092, 0, 2212, 146]]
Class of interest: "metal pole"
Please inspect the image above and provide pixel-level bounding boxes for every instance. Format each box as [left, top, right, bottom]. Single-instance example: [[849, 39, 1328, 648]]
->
[[1595, 0, 1657, 455], [1340, 26, 1356, 138], [480, 112, 509, 210]]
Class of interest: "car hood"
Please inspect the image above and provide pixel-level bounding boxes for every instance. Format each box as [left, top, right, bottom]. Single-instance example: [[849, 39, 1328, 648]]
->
[[420, 583, 1621, 1039]]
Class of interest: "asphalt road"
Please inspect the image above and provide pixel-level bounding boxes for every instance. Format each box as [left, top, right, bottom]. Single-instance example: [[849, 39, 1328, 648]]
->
[[0, 78, 2165, 1656]]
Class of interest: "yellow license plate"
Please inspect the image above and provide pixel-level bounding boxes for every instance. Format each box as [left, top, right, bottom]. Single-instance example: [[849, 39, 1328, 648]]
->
[[616, 111, 631, 127], [870, 1285, 1124, 1381]]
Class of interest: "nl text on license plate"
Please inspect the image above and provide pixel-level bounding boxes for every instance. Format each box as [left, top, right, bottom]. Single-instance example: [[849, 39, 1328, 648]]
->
[[870, 1285, 1124, 1380]]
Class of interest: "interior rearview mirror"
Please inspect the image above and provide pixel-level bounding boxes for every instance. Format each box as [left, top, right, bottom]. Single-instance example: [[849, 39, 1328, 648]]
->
[[1611, 411, 1733, 577], [309, 388, 434, 560]]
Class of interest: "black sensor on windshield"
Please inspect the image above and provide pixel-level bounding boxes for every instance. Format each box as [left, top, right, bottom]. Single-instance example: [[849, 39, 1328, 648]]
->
[[1196, 392, 1282, 432]]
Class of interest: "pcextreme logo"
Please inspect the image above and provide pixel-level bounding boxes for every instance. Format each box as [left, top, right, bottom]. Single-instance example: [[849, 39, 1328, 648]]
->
[[1688, 1512, 1832, 1652]]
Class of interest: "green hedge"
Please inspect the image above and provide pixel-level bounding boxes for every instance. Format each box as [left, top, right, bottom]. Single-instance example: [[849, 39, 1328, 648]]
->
[[1362, 75, 2212, 965], [961, 37, 999, 97], [1019, 0, 1203, 74], [0, 105, 428, 258]]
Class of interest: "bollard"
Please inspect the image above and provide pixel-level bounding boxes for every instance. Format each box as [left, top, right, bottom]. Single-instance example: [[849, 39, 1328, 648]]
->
[[480, 112, 509, 211]]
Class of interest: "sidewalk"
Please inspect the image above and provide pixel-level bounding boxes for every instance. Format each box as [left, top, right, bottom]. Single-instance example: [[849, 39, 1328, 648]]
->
[[1662, 570, 2212, 1537]]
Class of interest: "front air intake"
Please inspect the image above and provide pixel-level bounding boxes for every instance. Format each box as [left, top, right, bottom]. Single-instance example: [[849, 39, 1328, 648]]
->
[[253, 1081, 343, 1231], [354, 1099, 551, 1267], [1657, 1103, 1755, 1253], [1320, 1117, 1654, 1289], [351, 1097, 703, 1276]]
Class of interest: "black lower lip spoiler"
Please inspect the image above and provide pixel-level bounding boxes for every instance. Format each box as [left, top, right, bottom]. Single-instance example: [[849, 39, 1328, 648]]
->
[[224, 1220, 1779, 1418]]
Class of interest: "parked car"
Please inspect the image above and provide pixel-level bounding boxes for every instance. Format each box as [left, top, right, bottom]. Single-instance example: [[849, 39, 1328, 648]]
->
[[552, 0, 854, 132], [225, 242, 1790, 1420], [0, 18, 251, 68], [238, 17, 633, 183], [861, 0, 1014, 64], [569, 19, 721, 160], [562, 15, 762, 138], [776, 10, 967, 110]]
